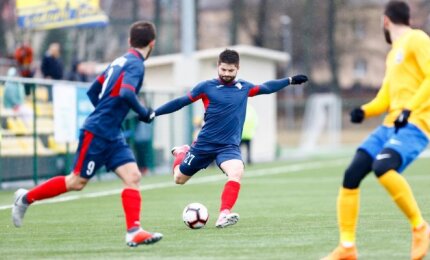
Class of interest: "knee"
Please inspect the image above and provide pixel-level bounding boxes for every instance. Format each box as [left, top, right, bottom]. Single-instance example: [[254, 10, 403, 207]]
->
[[372, 149, 402, 178], [227, 167, 244, 182], [343, 166, 366, 189], [174, 174, 187, 185], [342, 149, 373, 189], [66, 175, 87, 191], [124, 171, 141, 187]]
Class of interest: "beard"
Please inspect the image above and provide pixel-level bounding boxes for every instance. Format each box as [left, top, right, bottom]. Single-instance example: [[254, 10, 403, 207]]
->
[[383, 28, 392, 44], [145, 46, 153, 60], [219, 75, 235, 83]]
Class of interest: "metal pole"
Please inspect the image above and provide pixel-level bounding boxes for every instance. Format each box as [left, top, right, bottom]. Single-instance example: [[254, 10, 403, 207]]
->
[[32, 84, 38, 185], [181, 0, 196, 56], [181, 0, 197, 143]]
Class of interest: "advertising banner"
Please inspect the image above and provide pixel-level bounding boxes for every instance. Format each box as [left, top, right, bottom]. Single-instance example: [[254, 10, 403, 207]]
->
[[16, 0, 109, 30]]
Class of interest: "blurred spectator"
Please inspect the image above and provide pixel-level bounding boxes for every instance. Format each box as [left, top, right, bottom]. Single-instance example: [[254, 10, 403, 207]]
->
[[240, 104, 258, 165], [3, 67, 33, 126], [67, 60, 88, 82], [41, 42, 63, 80], [14, 42, 35, 96]]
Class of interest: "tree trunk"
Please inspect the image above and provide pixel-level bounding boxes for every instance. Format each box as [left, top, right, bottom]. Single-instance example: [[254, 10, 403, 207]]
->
[[230, 0, 243, 45], [303, 0, 314, 92], [0, 0, 7, 56], [327, 0, 340, 93], [254, 0, 268, 47], [153, 0, 162, 54]]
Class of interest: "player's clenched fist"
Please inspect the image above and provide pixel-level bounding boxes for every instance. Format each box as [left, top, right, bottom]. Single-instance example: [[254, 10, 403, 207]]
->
[[350, 107, 365, 123], [394, 109, 411, 133], [139, 108, 156, 123]]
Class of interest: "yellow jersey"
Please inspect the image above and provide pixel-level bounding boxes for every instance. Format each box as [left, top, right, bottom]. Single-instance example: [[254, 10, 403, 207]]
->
[[362, 29, 430, 137]]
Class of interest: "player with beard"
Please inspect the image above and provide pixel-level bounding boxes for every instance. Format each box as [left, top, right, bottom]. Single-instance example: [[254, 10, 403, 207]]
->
[[12, 21, 162, 247], [322, 1, 430, 259], [153, 49, 308, 228]]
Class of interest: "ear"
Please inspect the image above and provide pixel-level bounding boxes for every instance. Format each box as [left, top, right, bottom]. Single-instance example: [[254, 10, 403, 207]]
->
[[149, 40, 156, 48], [383, 15, 390, 28], [128, 37, 131, 47]]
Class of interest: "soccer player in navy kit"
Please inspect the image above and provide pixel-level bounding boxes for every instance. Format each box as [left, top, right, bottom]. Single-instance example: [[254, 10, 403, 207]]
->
[[155, 49, 308, 228], [12, 21, 162, 247]]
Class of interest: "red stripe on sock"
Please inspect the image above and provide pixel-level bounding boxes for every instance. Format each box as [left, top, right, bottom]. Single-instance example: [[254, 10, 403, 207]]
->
[[26, 176, 67, 204], [220, 180, 241, 211], [121, 188, 141, 231]]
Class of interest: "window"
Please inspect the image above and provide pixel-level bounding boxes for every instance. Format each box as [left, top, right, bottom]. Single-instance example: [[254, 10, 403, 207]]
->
[[353, 20, 365, 39], [354, 59, 367, 78]]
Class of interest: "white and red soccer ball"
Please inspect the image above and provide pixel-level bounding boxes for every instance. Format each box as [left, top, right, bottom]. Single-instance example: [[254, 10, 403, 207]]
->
[[182, 202, 209, 229]]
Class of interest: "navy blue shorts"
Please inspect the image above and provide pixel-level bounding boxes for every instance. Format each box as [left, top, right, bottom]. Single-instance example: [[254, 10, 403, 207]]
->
[[358, 124, 428, 173], [179, 143, 243, 176], [72, 130, 136, 179]]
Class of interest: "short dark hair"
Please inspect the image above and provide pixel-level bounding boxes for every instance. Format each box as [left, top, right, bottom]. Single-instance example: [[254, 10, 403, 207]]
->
[[384, 0, 410, 26], [129, 21, 156, 48], [218, 49, 240, 66]]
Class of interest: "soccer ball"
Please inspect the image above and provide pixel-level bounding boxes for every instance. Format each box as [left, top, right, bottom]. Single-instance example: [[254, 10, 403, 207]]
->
[[182, 202, 209, 229]]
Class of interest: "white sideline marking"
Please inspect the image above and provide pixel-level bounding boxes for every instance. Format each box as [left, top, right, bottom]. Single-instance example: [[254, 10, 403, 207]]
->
[[0, 159, 347, 211]]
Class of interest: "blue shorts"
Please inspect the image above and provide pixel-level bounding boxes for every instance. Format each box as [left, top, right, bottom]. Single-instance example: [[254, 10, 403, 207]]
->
[[72, 130, 136, 179], [358, 124, 428, 173], [179, 143, 243, 176]]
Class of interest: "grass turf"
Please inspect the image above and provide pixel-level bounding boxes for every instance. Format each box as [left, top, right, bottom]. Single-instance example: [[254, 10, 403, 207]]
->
[[1, 156, 430, 259]]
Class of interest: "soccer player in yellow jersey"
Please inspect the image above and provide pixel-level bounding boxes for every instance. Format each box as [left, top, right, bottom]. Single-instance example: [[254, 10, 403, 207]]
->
[[323, 1, 430, 260]]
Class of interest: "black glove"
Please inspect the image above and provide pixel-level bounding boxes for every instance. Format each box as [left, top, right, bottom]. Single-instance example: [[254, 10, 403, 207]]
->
[[139, 107, 156, 123], [394, 109, 411, 133], [289, 75, 308, 85], [350, 107, 365, 123]]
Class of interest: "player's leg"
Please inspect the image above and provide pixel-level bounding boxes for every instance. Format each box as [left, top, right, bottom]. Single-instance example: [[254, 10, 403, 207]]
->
[[373, 125, 429, 260], [115, 162, 162, 247], [171, 144, 191, 184], [12, 130, 97, 227], [110, 140, 162, 247], [322, 149, 372, 260], [12, 173, 89, 228], [323, 126, 390, 260], [171, 145, 213, 185], [215, 146, 243, 228]]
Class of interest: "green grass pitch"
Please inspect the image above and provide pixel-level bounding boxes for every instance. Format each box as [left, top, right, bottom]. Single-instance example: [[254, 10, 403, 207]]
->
[[1, 156, 430, 259]]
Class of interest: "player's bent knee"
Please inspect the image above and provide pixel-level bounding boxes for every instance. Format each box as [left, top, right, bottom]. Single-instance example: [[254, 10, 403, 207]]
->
[[227, 170, 243, 182], [174, 177, 186, 185], [342, 149, 373, 189], [174, 172, 189, 185], [372, 148, 402, 177], [66, 174, 88, 191], [124, 171, 141, 186]]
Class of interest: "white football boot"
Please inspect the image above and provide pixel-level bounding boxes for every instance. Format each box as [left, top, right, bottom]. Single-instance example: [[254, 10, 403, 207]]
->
[[12, 188, 29, 227], [215, 210, 240, 228], [125, 228, 163, 247]]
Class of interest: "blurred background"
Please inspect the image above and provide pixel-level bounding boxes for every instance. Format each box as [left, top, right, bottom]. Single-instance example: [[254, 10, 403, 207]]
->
[[0, 0, 429, 186]]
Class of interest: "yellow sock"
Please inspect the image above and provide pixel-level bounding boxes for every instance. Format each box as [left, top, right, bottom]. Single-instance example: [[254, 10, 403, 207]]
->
[[378, 170, 424, 228], [338, 187, 360, 244]]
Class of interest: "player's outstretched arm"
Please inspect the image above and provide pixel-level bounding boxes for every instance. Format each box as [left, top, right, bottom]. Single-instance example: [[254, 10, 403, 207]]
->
[[256, 74, 308, 95], [155, 95, 193, 116], [119, 88, 154, 123]]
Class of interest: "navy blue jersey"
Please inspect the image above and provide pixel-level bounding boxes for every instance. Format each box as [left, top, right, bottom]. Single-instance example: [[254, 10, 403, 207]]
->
[[83, 49, 150, 140], [155, 77, 291, 149], [189, 79, 257, 146]]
